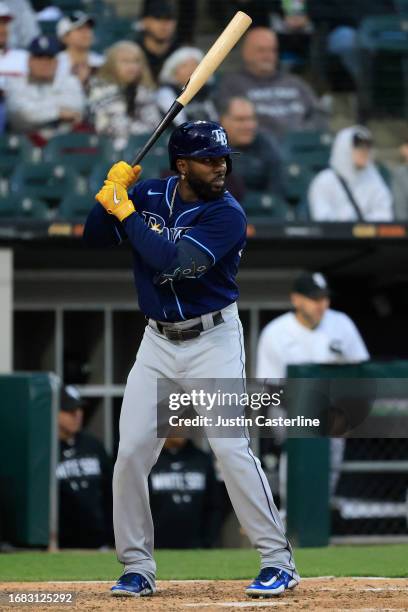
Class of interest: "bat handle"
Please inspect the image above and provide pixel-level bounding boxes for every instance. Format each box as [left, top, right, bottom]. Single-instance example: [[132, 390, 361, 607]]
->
[[130, 100, 184, 166]]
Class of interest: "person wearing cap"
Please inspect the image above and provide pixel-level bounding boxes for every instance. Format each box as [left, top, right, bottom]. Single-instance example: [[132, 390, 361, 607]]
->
[[256, 271, 369, 501], [308, 125, 394, 222], [57, 385, 114, 548], [257, 272, 369, 380], [6, 34, 85, 141], [135, 0, 179, 82], [56, 11, 103, 88]]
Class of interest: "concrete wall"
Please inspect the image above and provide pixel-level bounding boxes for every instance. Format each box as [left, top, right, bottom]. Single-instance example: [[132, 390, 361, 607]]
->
[[0, 249, 12, 373]]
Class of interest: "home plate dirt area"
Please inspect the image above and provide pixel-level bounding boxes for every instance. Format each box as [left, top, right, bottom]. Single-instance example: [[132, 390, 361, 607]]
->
[[2, 578, 408, 611]]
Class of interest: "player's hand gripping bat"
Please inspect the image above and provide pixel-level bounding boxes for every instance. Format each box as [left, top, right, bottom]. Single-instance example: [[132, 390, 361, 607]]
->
[[130, 11, 252, 166]]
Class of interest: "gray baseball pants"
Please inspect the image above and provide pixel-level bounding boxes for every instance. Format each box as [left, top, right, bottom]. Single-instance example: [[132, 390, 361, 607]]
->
[[113, 302, 299, 589]]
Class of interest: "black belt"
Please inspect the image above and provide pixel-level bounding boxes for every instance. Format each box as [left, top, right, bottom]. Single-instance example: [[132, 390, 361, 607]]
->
[[154, 311, 224, 341]]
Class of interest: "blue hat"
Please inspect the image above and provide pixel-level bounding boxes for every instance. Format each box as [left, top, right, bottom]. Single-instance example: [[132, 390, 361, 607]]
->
[[29, 35, 60, 58], [168, 121, 238, 175]]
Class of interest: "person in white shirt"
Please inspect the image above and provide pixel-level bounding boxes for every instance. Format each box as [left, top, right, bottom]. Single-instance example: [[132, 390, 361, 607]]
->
[[0, 2, 28, 86], [56, 11, 103, 89], [3, 0, 39, 49], [256, 271, 369, 497], [308, 126, 394, 222], [6, 35, 85, 140], [257, 272, 369, 380]]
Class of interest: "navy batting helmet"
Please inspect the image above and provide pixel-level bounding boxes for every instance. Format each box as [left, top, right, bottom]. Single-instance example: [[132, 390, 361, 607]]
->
[[168, 121, 237, 175]]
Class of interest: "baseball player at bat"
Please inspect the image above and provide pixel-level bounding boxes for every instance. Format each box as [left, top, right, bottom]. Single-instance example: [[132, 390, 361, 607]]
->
[[84, 121, 300, 598]]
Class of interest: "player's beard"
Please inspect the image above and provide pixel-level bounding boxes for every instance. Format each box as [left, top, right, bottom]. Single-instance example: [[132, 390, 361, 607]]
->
[[186, 173, 226, 202]]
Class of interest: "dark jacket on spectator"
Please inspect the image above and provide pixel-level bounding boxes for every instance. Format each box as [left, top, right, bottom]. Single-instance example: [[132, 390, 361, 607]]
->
[[307, 0, 396, 30], [134, 31, 179, 82], [226, 133, 284, 199]]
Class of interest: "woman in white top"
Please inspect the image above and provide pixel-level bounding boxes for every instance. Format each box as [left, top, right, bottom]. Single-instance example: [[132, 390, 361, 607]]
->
[[88, 41, 161, 151], [156, 46, 218, 127], [308, 125, 394, 222]]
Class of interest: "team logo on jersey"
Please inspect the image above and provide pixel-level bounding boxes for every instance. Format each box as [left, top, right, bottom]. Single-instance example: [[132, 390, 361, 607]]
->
[[142, 211, 191, 242], [212, 129, 228, 146]]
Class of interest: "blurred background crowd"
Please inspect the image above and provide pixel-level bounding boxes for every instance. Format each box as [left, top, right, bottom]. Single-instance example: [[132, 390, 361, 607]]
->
[[1, 0, 408, 222]]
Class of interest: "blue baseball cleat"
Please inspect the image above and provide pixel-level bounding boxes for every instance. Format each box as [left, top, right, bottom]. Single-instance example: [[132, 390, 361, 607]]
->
[[111, 572, 154, 597], [245, 567, 299, 597]]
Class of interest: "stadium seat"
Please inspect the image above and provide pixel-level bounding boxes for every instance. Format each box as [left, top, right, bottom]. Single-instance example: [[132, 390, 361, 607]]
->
[[124, 134, 171, 180], [10, 163, 82, 207], [283, 163, 314, 207], [43, 133, 110, 176], [283, 131, 332, 172], [88, 161, 111, 193], [358, 16, 408, 118], [93, 17, 135, 52], [242, 191, 291, 219], [0, 196, 49, 219], [0, 135, 36, 177], [59, 193, 95, 221]]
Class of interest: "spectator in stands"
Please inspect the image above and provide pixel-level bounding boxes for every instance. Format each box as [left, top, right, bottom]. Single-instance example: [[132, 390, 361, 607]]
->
[[391, 132, 408, 221], [308, 126, 394, 222], [56, 11, 104, 89], [157, 47, 218, 125], [0, 3, 28, 80], [57, 385, 113, 549], [308, 0, 396, 83], [218, 27, 327, 141], [149, 437, 223, 548], [88, 41, 160, 151], [3, 0, 40, 49], [0, 2, 29, 131], [219, 96, 284, 200], [6, 35, 85, 143], [257, 271, 370, 496], [269, 0, 313, 67], [134, 0, 179, 82]]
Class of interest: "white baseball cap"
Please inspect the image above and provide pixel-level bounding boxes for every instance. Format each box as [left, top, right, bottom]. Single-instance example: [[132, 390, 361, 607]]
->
[[57, 10, 94, 39], [0, 1, 12, 20]]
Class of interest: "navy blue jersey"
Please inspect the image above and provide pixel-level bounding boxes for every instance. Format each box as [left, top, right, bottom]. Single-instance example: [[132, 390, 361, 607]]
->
[[84, 176, 247, 321]]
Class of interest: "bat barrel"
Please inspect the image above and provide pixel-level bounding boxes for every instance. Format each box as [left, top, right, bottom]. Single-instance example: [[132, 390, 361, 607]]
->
[[131, 101, 184, 166]]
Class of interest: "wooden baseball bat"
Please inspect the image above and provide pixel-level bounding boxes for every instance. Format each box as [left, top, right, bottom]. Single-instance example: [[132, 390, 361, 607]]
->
[[131, 11, 252, 166]]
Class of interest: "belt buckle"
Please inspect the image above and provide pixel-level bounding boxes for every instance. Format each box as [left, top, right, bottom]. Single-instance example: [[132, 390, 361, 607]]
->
[[164, 328, 184, 341], [164, 328, 200, 341]]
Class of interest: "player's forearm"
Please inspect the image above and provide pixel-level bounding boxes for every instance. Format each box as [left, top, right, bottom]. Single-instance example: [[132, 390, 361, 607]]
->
[[83, 203, 125, 247], [122, 212, 177, 270]]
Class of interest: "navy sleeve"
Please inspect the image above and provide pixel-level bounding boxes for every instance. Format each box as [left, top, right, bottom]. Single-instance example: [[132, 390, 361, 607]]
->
[[122, 212, 177, 269], [83, 202, 127, 247], [154, 240, 212, 285], [182, 205, 247, 264]]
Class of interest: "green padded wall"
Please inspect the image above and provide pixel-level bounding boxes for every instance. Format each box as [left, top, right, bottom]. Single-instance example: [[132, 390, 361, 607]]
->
[[0, 373, 53, 546], [286, 361, 408, 547]]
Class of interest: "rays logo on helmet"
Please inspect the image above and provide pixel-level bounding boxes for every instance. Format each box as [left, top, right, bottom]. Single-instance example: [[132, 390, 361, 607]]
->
[[212, 129, 228, 146]]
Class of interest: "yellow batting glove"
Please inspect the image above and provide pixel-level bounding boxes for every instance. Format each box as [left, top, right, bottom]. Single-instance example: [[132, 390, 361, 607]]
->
[[107, 161, 142, 189], [95, 180, 135, 222]]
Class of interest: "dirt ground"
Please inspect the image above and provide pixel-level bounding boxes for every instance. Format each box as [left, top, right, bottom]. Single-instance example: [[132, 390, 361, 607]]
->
[[1, 578, 408, 611]]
